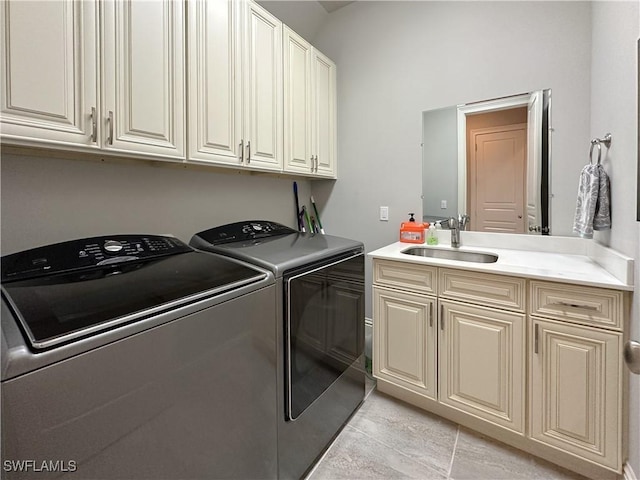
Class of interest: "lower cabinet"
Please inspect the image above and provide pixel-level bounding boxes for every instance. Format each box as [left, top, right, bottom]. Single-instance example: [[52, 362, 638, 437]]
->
[[529, 318, 622, 471], [372, 259, 628, 478], [373, 286, 437, 400], [439, 300, 525, 434]]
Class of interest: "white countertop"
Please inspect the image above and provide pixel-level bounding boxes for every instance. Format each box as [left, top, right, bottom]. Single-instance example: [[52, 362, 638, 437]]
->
[[368, 232, 634, 291]]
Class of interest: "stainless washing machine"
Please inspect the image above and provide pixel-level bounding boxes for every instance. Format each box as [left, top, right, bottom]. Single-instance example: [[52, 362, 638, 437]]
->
[[1, 234, 278, 479], [191, 221, 366, 479]]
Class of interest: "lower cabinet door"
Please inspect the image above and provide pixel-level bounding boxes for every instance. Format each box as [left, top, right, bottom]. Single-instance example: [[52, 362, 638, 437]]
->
[[373, 286, 436, 399], [439, 300, 525, 433], [530, 318, 621, 471]]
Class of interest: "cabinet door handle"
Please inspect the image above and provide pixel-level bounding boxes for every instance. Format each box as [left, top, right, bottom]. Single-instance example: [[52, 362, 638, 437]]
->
[[90, 107, 97, 143], [310, 156, 315, 172], [534, 323, 539, 354], [430, 303, 434, 327], [107, 110, 114, 145], [552, 301, 599, 311], [440, 304, 444, 330], [246, 141, 251, 163], [239, 140, 244, 163], [315, 155, 319, 172]]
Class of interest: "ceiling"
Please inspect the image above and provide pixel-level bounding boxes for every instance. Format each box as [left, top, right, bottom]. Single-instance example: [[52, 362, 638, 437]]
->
[[318, 1, 354, 13]]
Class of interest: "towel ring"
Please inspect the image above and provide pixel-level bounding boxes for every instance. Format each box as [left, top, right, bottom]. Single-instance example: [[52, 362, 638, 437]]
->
[[589, 140, 602, 165], [589, 133, 612, 165]]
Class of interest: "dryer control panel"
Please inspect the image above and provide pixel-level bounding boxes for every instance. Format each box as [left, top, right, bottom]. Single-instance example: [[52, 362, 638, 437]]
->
[[1, 235, 192, 282], [195, 221, 297, 245]]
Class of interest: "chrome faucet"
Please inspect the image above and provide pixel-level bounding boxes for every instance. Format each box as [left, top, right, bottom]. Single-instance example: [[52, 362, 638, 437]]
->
[[448, 217, 460, 248], [448, 214, 470, 248]]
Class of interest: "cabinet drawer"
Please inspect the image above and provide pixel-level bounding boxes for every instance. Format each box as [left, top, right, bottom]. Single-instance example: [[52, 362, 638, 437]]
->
[[439, 269, 525, 312], [373, 259, 436, 295], [530, 281, 625, 330]]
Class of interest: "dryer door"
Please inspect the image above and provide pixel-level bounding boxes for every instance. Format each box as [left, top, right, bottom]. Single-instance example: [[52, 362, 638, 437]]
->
[[284, 252, 364, 420]]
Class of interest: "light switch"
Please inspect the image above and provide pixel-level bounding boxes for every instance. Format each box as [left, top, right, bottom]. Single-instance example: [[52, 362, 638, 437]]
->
[[380, 206, 389, 221], [440, 200, 447, 209]]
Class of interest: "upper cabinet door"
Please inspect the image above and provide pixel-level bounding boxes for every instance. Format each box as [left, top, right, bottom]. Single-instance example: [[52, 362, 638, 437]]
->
[[283, 26, 313, 175], [0, 0, 99, 148], [312, 49, 336, 178], [102, 0, 185, 159], [187, 0, 242, 166], [243, 1, 282, 171], [283, 34, 337, 179]]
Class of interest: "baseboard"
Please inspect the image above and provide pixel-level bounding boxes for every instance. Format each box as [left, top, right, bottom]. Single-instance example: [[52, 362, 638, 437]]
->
[[624, 462, 638, 480]]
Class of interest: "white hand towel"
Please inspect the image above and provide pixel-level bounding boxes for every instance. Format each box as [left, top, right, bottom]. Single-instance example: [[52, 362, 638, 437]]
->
[[573, 163, 611, 238]]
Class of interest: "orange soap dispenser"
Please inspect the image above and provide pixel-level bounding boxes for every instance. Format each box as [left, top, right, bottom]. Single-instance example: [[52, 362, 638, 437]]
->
[[400, 213, 428, 243]]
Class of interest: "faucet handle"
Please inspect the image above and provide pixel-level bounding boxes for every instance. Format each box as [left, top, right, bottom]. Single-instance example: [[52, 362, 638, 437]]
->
[[459, 214, 470, 230], [448, 217, 458, 229]]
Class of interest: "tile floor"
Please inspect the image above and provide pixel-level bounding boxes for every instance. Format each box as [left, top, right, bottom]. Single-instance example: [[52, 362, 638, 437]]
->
[[307, 386, 588, 480]]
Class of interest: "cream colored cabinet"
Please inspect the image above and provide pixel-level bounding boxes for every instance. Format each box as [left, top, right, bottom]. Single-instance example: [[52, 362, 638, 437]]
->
[[311, 49, 336, 177], [243, 1, 283, 171], [283, 27, 312, 174], [188, 0, 282, 171], [529, 280, 625, 472], [439, 299, 525, 434], [187, 0, 242, 166], [1, 0, 185, 159], [102, 0, 185, 159], [438, 269, 526, 434], [374, 286, 437, 400], [0, 0, 100, 149], [3, 0, 331, 176], [283, 27, 336, 178], [372, 259, 628, 478], [530, 319, 622, 471]]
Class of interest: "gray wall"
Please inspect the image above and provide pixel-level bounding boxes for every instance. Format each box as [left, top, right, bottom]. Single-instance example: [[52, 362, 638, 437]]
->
[[0, 153, 311, 254], [310, 0, 593, 319], [257, 0, 328, 42], [422, 107, 458, 221], [303, 0, 638, 474], [589, 1, 639, 476]]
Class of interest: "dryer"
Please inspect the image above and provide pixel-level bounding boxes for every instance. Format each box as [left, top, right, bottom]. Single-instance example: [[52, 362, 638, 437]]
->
[[191, 221, 366, 479]]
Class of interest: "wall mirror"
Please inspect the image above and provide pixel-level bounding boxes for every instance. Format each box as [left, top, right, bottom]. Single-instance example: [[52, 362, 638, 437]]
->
[[422, 89, 551, 235]]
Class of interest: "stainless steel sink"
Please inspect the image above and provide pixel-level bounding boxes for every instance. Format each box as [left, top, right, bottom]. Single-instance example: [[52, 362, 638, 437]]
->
[[402, 247, 498, 263]]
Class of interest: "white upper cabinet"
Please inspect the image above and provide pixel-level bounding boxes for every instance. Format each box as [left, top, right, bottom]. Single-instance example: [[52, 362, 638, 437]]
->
[[283, 26, 313, 175], [283, 27, 336, 178], [188, 0, 283, 172], [311, 49, 336, 178], [101, 0, 185, 159], [0, 0, 99, 149], [187, 0, 242, 165], [243, 1, 283, 171], [1, 0, 185, 159], [2, 0, 334, 177]]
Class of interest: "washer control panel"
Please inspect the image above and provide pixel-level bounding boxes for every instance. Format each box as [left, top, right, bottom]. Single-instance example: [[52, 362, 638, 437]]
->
[[197, 221, 297, 245], [2, 235, 192, 282]]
